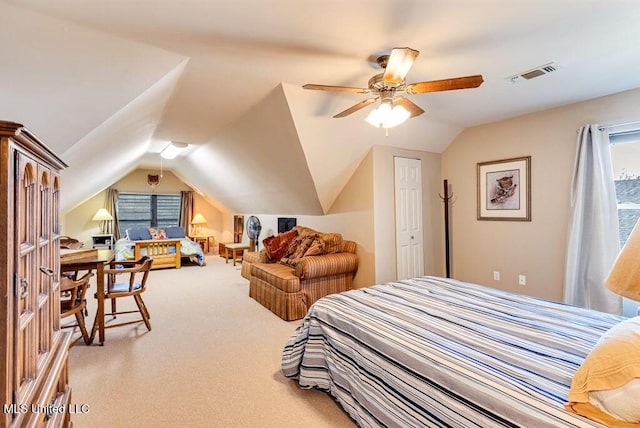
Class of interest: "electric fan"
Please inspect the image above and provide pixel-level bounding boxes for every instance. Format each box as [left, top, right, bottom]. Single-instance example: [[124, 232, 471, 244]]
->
[[246, 216, 262, 251]]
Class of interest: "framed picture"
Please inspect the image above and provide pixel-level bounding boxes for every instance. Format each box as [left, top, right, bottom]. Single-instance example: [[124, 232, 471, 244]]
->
[[477, 156, 531, 221]]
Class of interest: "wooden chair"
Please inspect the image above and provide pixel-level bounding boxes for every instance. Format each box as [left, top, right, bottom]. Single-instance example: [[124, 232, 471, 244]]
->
[[60, 272, 94, 345], [59, 235, 83, 249], [93, 256, 154, 333]]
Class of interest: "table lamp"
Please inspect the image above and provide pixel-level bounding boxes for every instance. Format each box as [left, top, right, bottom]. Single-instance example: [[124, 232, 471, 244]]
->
[[92, 208, 114, 234], [606, 218, 640, 313], [191, 213, 207, 235]]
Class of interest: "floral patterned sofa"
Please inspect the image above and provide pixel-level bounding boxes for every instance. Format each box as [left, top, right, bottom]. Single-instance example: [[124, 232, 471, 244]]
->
[[241, 226, 358, 321]]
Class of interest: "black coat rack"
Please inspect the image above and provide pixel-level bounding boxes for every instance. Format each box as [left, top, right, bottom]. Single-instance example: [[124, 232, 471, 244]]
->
[[439, 179, 453, 278]]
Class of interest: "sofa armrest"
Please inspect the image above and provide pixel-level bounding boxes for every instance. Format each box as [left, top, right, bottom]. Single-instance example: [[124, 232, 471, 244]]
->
[[244, 250, 270, 264], [294, 252, 358, 280]]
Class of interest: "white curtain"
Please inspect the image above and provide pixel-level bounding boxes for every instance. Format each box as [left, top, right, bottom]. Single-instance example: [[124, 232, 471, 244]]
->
[[564, 124, 622, 314]]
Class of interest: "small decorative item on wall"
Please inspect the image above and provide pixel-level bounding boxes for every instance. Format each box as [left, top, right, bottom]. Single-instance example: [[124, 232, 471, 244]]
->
[[477, 156, 531, 221], [147, 174, 160, 190]]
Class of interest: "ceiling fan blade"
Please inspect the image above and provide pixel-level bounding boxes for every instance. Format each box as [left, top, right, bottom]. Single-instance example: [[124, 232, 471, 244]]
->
[[383, 47, 419, 84], [303, 84, 370, 94], [405, 75, 484, 94], [333, 98, 378, 118], [394, 97, 425, 118]]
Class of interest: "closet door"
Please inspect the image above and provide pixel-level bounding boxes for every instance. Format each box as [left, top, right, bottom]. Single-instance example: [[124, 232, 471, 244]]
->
[[394, 157, 424, 280]]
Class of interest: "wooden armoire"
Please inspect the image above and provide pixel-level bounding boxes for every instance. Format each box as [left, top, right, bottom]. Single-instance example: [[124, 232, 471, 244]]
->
[[0, 121, 71, 427]]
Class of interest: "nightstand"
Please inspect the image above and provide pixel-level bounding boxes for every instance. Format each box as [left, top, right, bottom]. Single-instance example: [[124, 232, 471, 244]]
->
[[92, 234, 114, 249], [190, 234, 214, 253]]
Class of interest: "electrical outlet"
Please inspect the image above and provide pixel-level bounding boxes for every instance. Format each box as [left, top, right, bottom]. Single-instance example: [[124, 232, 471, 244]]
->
[[493, 271, 500, 281], [519, 275, 526, 286]]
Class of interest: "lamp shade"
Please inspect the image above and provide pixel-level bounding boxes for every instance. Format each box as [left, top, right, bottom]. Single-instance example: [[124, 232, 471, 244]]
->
[[606, 218, 640, 301], [92, 208, 113, 221], [191, 213, 207, 225]]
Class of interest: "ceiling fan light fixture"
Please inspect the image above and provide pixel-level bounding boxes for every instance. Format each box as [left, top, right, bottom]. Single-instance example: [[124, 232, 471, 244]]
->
[[160, 141, 189, 159], [365, 102, 410, 129]]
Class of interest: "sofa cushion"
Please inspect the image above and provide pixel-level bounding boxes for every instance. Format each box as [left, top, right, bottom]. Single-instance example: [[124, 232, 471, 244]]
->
[[321, 233, 344, 254], [127, 227, 152, 241], [164, 226, 186, 238], [263, 229, 298, 262], [342, 240, 357, 254], [292, 225, 317, 237], [281, 233, 325, 267], [305, 236, 326, 256], [251, 263, 300, 293], [241, 251, 268, 281], [292, 226, 343, 254]]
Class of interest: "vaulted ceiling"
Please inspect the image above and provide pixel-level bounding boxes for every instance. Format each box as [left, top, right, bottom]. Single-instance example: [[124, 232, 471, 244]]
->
[[2, 0, 640, 215]]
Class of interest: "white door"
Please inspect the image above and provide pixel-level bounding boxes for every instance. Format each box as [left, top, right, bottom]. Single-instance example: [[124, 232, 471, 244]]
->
[[395, 157, 424, 280]]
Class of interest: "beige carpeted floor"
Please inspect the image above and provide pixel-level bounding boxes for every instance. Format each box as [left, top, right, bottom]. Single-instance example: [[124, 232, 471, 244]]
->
[[66, 255, 355, 427]]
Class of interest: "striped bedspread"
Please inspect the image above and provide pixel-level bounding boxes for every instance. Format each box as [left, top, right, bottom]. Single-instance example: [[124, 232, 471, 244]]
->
[[282, 276, 624, 427]]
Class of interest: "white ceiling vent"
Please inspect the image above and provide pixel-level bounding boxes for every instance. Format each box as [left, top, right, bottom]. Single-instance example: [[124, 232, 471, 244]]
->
[[507, 62, 558, 83]]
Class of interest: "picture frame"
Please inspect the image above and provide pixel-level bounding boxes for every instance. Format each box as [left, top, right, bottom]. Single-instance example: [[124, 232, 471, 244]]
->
[[477, 156, 531, 221]]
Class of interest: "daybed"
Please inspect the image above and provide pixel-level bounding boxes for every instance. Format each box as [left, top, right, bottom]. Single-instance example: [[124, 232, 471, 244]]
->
[[283, 276, 639, 427], [114, 226, 205, 269], [242, 226, 358, 321]]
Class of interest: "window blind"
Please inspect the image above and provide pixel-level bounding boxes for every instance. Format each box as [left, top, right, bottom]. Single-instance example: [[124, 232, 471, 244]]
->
[[117, 193, 181, 236]]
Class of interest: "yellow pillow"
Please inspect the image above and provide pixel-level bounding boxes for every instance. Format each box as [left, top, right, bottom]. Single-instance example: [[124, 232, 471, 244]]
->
[[565, 316, 640, 425]]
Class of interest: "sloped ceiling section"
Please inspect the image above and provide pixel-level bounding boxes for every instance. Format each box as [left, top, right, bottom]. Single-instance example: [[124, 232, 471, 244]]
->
[[283, 82, 463, 213], [174, 84, 324, 215], [60, 59, 189, 213], [0, 2, 187, 154]]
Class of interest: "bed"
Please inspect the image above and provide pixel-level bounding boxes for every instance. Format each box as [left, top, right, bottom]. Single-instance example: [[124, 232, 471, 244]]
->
[[282, 276, 633, 427], [114, 226, 205, 269]]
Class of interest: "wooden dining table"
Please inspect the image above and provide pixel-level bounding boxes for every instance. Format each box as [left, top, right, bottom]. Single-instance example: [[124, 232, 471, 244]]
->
[[60, 248, 115, 345]]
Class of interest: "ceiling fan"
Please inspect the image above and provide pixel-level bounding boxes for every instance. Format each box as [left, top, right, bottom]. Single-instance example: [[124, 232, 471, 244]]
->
[[303, 47, 483, 129]]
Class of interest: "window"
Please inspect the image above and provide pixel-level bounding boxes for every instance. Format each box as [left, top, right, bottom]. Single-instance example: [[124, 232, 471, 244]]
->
[[609, 129, 640, 317], [610, 129, 640, 247], [117, 193, 181, 236]]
